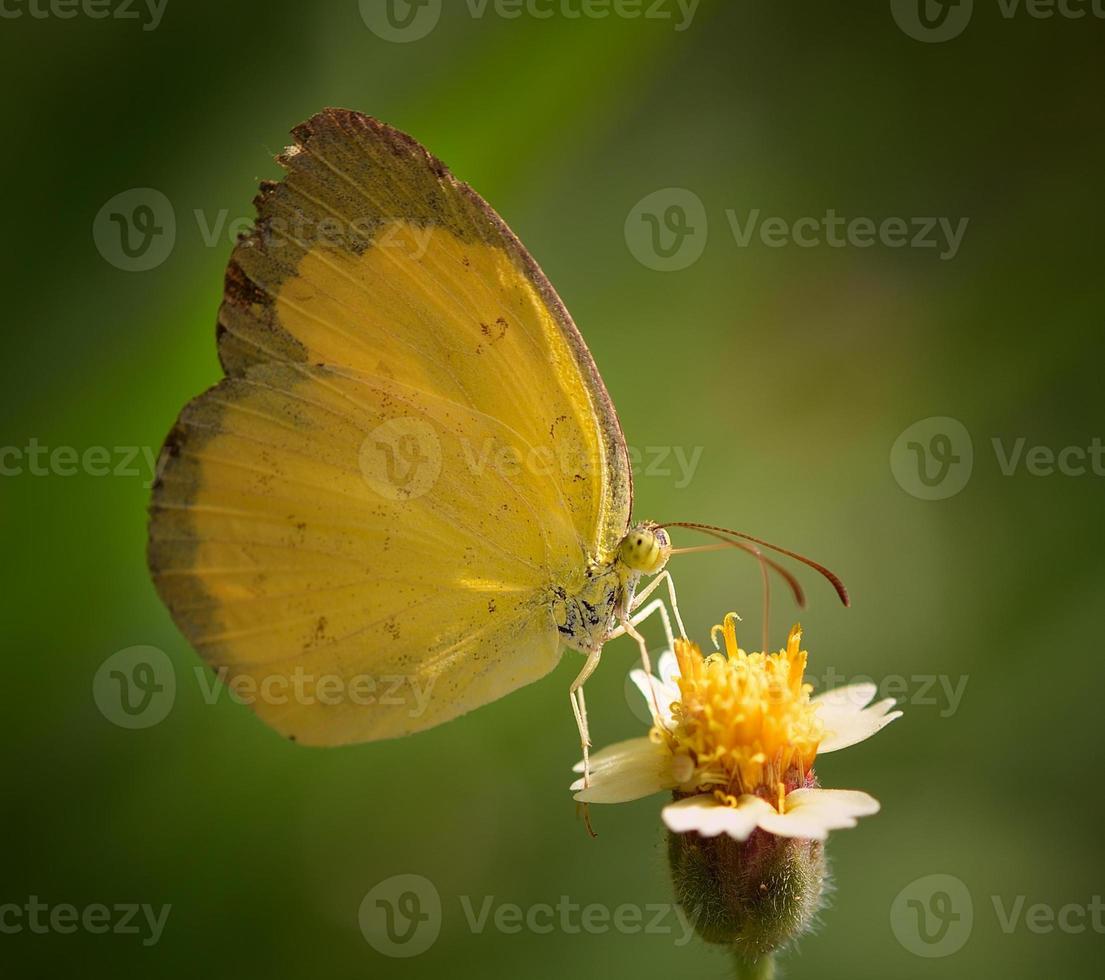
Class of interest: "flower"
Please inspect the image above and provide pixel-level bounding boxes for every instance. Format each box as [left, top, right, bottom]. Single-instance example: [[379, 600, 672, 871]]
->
[[574, 614, 902, 965], [571, 614, 901, 842]]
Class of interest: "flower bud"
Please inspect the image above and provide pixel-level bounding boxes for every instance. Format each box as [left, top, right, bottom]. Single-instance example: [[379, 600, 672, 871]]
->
[[667, 804, 827, 963]]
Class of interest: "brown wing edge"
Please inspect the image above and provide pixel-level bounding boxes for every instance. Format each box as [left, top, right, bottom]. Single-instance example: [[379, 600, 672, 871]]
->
[[215, 109, 501, 378], [147, 381, 234, 657]]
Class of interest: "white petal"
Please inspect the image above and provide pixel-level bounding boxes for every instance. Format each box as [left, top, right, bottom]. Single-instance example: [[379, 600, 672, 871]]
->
[[657, 649, 680, 686], [570, 737, 675, 803], [572, 735, 651, 774], [814, 683, 903, 753], [814, 681, 878, 713], [757, 788, 881, 841], [661, 793, 776, 841], [628, 665, 680, 728]]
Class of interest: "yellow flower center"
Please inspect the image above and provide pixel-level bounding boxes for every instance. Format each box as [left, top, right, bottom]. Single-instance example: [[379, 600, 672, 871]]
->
[[655, 613, 823, 810]]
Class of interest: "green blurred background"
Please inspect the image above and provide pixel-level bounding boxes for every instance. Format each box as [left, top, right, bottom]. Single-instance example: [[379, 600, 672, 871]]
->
[[3, 0, 1103, 976]]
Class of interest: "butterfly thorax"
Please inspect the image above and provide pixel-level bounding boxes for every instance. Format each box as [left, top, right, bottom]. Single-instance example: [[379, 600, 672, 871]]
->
[[549, 560, 637, 655], [549, 523, 673, 653]]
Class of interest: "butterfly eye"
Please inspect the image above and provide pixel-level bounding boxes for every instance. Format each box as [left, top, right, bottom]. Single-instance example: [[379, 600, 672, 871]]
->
[[620, 526, 671, 575]]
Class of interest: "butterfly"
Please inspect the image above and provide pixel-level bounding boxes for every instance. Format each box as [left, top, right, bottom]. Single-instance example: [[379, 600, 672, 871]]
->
[[148, 109, 847, 780]]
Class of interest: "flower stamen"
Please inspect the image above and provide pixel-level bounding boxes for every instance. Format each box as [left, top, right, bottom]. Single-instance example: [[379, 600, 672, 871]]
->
[[653, 615, 824, 811]]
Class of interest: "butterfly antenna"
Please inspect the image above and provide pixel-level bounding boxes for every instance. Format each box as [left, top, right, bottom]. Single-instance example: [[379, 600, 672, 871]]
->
[[757, 547, 771, 652], [661, 522, 851, 608], [683, 539, 774, 650], [670, 538, 805, 608]]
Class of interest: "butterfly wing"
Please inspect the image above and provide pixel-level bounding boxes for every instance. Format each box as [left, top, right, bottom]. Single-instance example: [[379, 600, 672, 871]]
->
[[149, 109, 632, 745]]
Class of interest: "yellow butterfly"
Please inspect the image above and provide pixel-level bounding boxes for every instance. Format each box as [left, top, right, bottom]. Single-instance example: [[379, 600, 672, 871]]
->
[[148, 109, 847, 777]]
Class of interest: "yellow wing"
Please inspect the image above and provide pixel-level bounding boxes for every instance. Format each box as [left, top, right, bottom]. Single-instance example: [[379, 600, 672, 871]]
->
[[149, 109, 632, 745]]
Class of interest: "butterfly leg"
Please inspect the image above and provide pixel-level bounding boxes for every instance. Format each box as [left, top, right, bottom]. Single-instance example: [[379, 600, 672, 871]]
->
[[572, 575, 687, 784], [609, 597, 674, 652], [569, 648, 602, 786], [615, 612, 658, 721], [605, 596, 680, 727], [627, 570, 688, 640]]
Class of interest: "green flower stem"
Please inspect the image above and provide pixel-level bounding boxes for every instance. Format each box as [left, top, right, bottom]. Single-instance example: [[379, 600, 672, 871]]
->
[[732, 953, 776, 980]]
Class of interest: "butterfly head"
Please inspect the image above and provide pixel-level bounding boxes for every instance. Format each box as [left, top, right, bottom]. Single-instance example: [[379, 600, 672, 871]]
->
[[619, 523, 672, 576]]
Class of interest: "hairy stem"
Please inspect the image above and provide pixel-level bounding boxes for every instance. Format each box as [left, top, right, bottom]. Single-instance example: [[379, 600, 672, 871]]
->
[[732, 953, 776, 980]]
